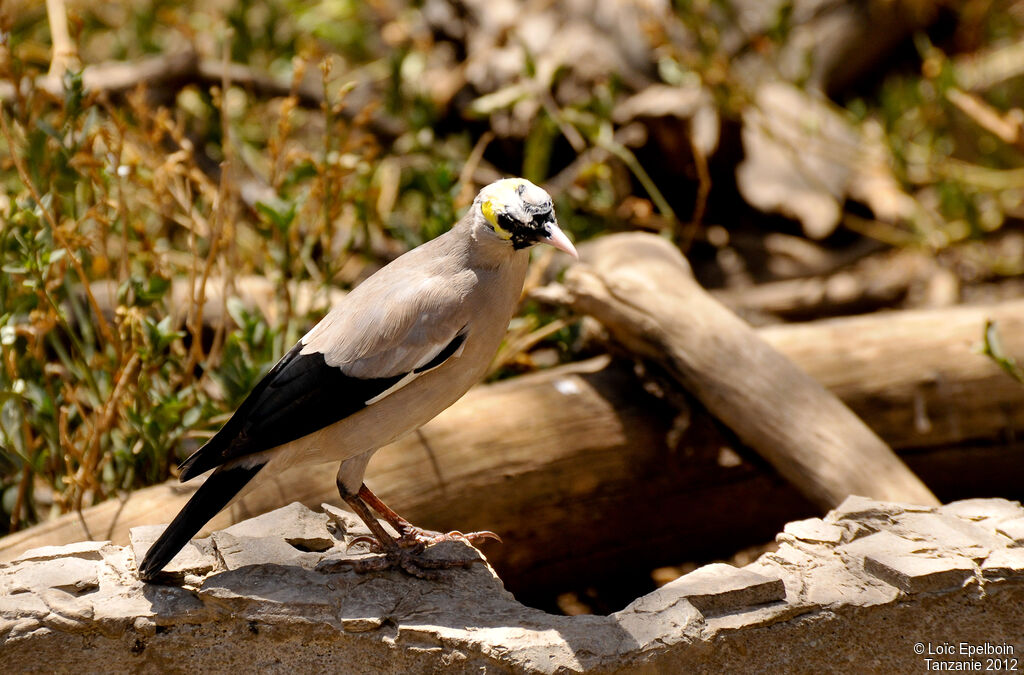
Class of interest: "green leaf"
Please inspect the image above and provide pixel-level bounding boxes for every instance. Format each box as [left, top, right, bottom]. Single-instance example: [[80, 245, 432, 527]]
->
[[182, 406, 201, 428], [980, 320, 1024, 385], [35, 120, 63, 144], [255, 200, 298, 232]]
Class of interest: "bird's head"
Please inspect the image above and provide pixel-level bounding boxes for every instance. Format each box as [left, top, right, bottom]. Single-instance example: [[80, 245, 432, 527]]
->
[[473, 178, 578, 259]]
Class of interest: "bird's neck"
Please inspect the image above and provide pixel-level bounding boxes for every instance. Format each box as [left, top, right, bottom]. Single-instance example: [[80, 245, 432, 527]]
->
[[458, 212, 529, 271]]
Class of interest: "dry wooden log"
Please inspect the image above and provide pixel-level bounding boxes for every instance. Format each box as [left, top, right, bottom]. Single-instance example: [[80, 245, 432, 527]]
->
[[4, 346, 1024, 593], [711, 249, 943, 322], [552, 233, 938, 509], [759, 303, 1024, 450]]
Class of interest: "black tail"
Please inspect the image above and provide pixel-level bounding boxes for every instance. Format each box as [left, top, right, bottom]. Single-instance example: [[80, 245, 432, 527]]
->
[[138, 463, 264, 579]]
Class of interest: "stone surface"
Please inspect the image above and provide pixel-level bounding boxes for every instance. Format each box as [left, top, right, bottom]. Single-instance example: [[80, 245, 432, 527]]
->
[[2, 497, 1024, 673], [896, 512, 1007, 560], [837, 529, 923, 560], [661, 563, 785, 615], [981, 548, 1024, 578], [830, 495, 935, 522], [14, 540, 109, 562], [8, 557, 100, 595], [863, 553, 975, 593], [780, 517, 846, 544], [211, 531, 327, 571], [129, 525, 217, 579], [322, 502, 395, 539], [939, 498, 1024, 525], [995, 517, 1024, 544], [221, 502, 334, 552]]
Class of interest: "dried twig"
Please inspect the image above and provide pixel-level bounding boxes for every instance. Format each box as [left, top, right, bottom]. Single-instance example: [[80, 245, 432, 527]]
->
[[542, 123, 646, 197], [954, 38, 1024, 92], [679, 134, 711, 251], [44, 0, 79, 81], [946, 87, 1024, 153]]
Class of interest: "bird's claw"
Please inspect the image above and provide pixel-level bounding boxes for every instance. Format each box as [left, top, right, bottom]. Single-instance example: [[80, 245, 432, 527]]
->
[[346, 528, 500, 554], [396, 527, 502, 549]]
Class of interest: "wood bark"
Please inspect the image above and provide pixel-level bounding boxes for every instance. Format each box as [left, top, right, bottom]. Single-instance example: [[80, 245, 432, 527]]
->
[[711, 248, 942, 322], [554, 233, 938, 508]]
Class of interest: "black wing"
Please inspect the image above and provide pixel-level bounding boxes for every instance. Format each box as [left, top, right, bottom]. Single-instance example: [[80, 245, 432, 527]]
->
[[178, 331, 466, 481]]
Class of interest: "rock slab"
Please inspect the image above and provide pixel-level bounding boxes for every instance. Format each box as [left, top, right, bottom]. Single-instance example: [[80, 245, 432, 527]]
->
[[2, 497, 1024, 673]]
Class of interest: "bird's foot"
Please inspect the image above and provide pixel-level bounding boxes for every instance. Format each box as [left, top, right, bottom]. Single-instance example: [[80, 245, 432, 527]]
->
[[348, 526, 500, 553], [315, 546, 484, 580], [399, 525, 502, 549]]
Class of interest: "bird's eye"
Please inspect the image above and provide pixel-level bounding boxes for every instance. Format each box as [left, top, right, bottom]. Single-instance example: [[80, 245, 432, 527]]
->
[[532, 212, 551, 228]]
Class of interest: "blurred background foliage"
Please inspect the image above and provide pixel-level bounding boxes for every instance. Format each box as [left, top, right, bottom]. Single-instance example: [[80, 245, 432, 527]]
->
[[1, 0, 1023, 537]]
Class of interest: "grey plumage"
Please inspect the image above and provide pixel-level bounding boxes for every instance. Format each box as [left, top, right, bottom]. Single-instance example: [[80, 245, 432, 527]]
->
[[139, 178, 576, 578]]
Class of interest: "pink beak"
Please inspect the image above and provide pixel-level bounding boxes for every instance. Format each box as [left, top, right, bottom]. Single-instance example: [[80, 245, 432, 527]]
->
[[538, 223, 579, 260]]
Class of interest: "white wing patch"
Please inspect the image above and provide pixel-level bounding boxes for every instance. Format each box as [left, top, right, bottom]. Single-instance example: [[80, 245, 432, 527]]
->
[[364, 335, 467, 405], [364, 371, 419, 406]]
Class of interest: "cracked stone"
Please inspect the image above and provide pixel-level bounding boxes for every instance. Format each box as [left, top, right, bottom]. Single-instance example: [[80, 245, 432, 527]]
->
[[863, 554, 975, 593], [212, 531, 326, 571], [981, 549, 1024, 578], [781, 518, 846, 545], [0, 591, 50, 623], [94, 582, 207, 629], [766, 542, 818, 569], [15, 541, 110, 562], [222, 502, 335, 552], [658, 563, 785, 616], [995, 517, 1024, 544], [40, 587, 95, 622], [200, 561, 366, 614], [940, 498, 1024, 525], [129, 525, 218, 578], [828, 495, 934, 524], [341, 616, 385, 633], [8, 558, 100, 595], [612, 595, 702, 649], [838, 530, 924, 560], [896, 513, 1007, 560]]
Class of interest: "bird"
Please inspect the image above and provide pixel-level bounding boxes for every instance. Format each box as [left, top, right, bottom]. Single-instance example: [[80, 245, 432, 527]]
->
[[138, 177, 577, 579]]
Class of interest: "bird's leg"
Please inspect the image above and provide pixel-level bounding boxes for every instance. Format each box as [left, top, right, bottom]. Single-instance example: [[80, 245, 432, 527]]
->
[[316, 477, 486, 579], [356, 483, 501, 549], [342, 490, 406, 555]]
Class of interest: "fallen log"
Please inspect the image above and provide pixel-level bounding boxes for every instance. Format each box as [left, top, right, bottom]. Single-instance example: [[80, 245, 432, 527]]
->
[[711, 248, 942, 322], [552, 233, 937, 509], [5, 348, 1024, 596], [759, 302, 1024, 450]]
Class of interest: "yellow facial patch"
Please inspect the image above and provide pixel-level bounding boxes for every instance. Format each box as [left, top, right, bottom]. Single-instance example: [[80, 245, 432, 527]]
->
[[480, 198, 511, 240], [479, 178, 527, 241]]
